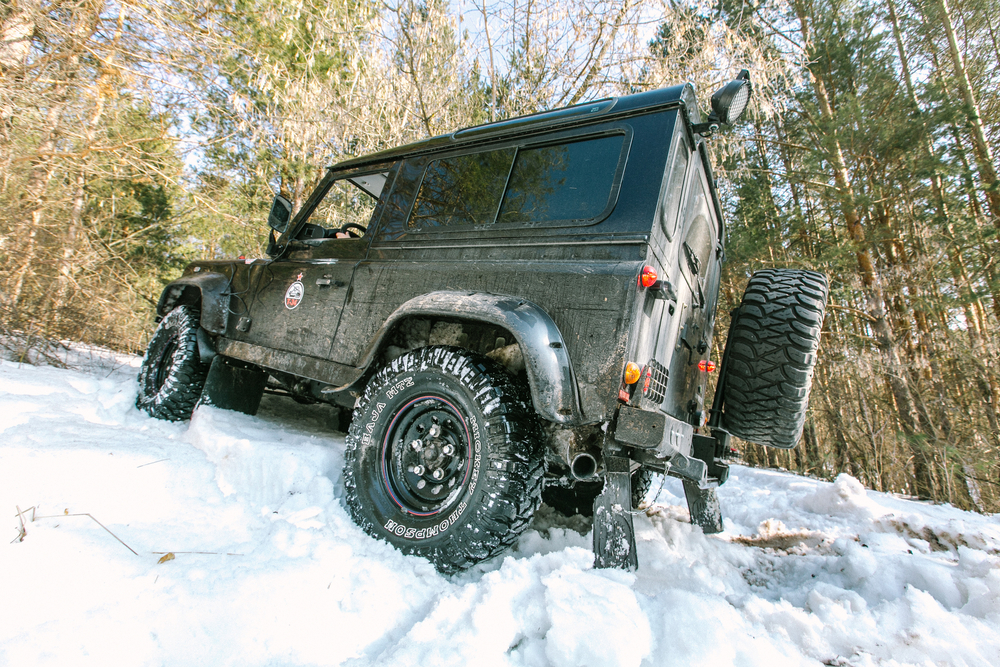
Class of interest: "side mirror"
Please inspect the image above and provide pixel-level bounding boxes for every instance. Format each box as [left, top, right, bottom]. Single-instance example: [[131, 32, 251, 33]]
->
[[267, 195, 293, 233], [693, 69, 752, 137]]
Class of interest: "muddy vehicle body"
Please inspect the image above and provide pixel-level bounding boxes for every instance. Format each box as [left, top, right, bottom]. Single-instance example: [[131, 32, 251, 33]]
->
[[138, 74, 828, 571]]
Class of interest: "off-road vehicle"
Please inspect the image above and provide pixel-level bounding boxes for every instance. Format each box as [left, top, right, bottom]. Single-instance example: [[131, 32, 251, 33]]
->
[[137, 72, 828, 572]]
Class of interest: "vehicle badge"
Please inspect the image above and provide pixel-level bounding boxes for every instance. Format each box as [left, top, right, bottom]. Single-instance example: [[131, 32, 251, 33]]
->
[[284, 274, 305, 310]]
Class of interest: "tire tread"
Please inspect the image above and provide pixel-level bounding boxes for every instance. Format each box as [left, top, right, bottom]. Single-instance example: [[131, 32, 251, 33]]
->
[[721, 269, 828, 448]]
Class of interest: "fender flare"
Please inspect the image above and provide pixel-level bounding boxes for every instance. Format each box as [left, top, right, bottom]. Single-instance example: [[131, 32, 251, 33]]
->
[[360, 291, 585, 425], [156, 272, 231, 335]]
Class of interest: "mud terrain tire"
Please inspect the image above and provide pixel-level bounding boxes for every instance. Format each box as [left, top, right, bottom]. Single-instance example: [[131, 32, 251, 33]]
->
[[542, 467, 654, 518], [720, 269, 828, 448], [344, 346, 544, 573], [136, 305, 209, 421]]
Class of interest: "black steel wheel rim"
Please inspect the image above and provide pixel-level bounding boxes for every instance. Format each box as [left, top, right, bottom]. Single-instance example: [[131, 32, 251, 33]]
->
[[152, 335, 180, 393], [380, 395, 472, 517]]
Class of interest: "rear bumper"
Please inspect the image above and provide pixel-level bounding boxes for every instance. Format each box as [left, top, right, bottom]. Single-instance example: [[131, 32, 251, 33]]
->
[[615, 405, 729, 488], [615, 405, 693, 456]]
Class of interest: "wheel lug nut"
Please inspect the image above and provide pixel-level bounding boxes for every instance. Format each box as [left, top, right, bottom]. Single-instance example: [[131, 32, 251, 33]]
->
[[412, 464, 425, 476], [432, 468, 444, 480], [442, 444, 454, 455], [410, 439, 423, 451], [429, 424, 441, 437]]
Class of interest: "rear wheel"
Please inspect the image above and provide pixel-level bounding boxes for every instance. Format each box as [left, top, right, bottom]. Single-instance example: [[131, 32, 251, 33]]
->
[[720, 269, 828, 448], [136, 305, 209, 421], [344, 346, 544, 573]]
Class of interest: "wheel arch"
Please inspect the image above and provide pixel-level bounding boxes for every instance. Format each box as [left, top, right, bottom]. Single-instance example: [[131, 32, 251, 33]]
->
[[155, 272, 231, 335], [358, 291, 584, 425]]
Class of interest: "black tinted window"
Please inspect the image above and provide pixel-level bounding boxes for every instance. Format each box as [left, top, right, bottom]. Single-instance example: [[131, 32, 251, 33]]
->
[[410, 148, 515, 228], [405, 134, 624, 231], [498, 135, 623, 224]]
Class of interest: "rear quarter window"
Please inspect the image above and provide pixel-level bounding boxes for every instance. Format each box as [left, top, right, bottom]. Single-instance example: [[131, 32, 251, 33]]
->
[[498, 135, 624, 224]]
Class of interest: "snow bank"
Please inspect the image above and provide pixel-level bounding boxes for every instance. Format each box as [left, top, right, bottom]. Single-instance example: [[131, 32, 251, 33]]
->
[[1, 354, 999, 666]]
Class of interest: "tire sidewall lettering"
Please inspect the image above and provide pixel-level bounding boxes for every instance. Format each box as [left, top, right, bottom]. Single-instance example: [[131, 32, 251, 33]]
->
[[357, 369, 483, 542], [382, 499, 469, 541]]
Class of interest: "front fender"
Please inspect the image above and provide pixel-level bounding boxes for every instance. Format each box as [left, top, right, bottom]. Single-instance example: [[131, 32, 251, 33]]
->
[[361, 291, 585, 425], [156, 272, 231, 335]]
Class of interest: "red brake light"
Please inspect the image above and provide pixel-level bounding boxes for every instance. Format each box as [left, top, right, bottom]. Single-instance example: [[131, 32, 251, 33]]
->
[[639, 266, 658, 288], [698, 360, 717, 372]]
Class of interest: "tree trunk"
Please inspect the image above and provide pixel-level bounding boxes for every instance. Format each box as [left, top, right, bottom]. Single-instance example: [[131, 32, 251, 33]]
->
[[928, 0, 1000, 224], [793, 0, 938, 498]]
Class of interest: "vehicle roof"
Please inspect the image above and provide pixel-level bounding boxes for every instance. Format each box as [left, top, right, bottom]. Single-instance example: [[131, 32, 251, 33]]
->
[[332, 83, 701, 172]]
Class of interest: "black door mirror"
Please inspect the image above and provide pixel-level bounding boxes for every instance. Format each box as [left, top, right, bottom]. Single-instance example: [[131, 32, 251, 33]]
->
[[267, 195, 293, 233]]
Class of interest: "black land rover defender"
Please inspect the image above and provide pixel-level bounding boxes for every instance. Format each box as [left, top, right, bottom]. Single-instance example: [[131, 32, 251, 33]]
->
[[137, 72, 828, 572]]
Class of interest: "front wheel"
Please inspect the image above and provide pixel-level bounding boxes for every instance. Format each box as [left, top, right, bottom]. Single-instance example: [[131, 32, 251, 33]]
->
[[135, 305, 209, 421], [344, 346, 544, 573]]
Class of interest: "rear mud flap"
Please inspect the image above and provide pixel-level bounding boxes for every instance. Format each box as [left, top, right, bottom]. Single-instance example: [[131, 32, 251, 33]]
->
[[682, 479, 723, 534], [593, 452, 638, 570]]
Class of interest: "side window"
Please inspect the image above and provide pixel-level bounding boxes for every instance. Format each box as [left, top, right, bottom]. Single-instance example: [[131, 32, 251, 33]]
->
[[410, 148, 516, 228], [497, 135, 624, 224], [300, 170, 388, 239], [404, 133, 627, 232], [310, 177, 380, 229], [658, 132, 688, 241]]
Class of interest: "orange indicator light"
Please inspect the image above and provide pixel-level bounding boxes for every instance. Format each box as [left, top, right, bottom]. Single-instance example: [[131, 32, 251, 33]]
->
[[624, 362, 641, 384]]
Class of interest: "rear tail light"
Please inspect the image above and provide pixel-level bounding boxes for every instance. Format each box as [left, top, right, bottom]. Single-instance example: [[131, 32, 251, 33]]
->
[[639, 266, 658, 288], [698, 360, 717, 372]]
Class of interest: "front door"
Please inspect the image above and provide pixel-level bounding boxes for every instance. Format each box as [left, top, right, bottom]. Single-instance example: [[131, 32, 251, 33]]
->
[[235, 241, 366, 359], [230, 168, 392, 360]]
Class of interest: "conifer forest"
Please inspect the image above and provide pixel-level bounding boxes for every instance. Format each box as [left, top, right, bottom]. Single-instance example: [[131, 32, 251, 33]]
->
[[2, 0, 998, 511]]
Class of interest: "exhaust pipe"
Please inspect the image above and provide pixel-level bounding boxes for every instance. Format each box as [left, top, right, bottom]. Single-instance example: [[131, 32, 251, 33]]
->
[[571, 452, 598, 480]]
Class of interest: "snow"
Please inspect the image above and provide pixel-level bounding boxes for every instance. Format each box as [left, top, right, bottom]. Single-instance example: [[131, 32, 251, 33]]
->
[[2, 350, 999, 667]]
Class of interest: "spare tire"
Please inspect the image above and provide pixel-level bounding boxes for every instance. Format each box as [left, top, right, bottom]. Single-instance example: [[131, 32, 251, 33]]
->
[[720, 269, 828, 448], [136, 305, 209, 421]]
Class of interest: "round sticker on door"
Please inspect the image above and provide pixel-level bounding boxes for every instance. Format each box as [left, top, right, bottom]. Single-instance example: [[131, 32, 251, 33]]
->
[[284, 274, 305, 309]]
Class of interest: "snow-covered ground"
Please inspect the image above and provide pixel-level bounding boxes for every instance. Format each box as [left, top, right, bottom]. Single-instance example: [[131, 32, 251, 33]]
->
[[1, 350, 999, 667]]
